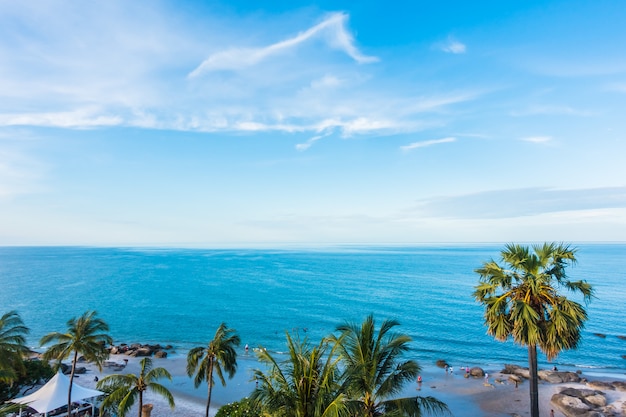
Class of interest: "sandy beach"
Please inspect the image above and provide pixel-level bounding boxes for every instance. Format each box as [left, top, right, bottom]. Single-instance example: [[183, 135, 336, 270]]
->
[[67, 354, 626, 417]]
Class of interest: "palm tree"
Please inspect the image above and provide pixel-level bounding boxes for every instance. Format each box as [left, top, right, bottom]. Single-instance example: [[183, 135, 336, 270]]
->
[[40, 311, 113, 416], [332, 315, 449, 417], [187, 323, 240, 417], [0, 311, 29, 384], [250, 332, 348, 417], [97, 357, 175, 417], [474, 242, 593, 417]]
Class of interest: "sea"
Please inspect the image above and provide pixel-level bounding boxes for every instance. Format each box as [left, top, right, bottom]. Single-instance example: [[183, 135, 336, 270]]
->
[[1, 244, 625, 377]]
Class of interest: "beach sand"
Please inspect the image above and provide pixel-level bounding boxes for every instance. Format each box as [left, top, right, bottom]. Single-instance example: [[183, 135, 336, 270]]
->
[[72, 355, 626, 417]]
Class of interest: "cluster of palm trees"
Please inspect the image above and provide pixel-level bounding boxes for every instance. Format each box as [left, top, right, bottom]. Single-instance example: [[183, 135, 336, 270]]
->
[[1, 242, 593, 417]]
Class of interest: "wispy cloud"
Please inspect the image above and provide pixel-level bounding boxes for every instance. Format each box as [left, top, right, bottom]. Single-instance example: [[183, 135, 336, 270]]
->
[[400, 137, 456, 152], [521, 135, 552, 144], [437, 36, 467, 54], [189, 13, 378, 77], [410, 186, 626, 219]]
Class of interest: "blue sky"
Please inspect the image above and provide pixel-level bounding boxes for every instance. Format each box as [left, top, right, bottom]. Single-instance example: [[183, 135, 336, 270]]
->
[[1, 0, 625, 246]]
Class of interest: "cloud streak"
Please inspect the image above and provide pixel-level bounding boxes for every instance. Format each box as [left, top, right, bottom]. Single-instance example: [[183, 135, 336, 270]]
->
[[400, 137, 456, 152], [189, 12, 378, 77], [437, 36, 467, 54]]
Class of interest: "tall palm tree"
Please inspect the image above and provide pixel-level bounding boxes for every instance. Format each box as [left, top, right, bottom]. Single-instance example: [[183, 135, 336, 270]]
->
[[250, 332, 348, 417], [97, 357, 175, 417], [474, 242, 593, 417], [332, 315, 449, 417], [40, 311, 113, 416], [186, 322, 240, 417], [0, 311, 29, 384]]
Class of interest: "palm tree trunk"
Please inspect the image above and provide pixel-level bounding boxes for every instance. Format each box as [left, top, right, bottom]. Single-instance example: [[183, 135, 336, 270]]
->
[[528, 344, 539, 417], [68, 351, 78, 416], [138, 390, 143, 417], [205, 360, 214, 417]]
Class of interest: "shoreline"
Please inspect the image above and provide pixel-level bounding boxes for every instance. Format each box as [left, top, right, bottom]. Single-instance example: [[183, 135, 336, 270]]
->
[[68, 352, 626, 417]]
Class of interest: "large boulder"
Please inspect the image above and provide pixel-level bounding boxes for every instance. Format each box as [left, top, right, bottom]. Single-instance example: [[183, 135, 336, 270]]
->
[[538, 370, 582, 384], [552, 388, 608, 417], [612, 381, 626, 391], [469, 367, 485, 378]]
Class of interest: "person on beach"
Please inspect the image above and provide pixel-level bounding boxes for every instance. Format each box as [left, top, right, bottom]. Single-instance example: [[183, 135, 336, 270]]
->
[[550, 410, 555, 417], [449, 366, 454, 374]]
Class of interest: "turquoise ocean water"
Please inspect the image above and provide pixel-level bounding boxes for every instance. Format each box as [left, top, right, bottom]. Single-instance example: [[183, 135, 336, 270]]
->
[[1, 244, 625, 374]]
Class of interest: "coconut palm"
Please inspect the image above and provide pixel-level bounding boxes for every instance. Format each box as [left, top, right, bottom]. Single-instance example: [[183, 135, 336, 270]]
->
[[332, 315, 449, 417], [187, 323, 240, 417], [97, 357, 175, 417], [474, 242, 593, 417], [250, 332, 348, 417], [40, 311, 112, 416], [0, 311, 29, 384]]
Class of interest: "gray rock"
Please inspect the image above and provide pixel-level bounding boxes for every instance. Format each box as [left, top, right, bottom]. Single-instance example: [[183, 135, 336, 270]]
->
[[538, 370, 582, 384], [469, 367, 484, 377], [586, 380, 614, 390]]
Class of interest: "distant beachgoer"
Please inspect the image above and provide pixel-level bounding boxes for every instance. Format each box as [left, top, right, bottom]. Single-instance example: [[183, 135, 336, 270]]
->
[[484, 373, 489, 381], [417, 375, 422, 383], [465, 366, 470, 374], [245, 344, 249, 352], [449, 366, 454, 374], [552, 365, 558, 371], [444, 365, 448, 373], [550, 409, 555, 417], [94, 376, 98, 382]]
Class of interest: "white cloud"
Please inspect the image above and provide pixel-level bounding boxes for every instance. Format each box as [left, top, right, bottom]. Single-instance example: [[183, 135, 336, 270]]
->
[[189, 13, 378, 77], [400, 137, 456, 152], [521, 135, 552, 144], [0, 107, 123, 128], [438, 36, 467, 54], [310, 75, 342, 89]]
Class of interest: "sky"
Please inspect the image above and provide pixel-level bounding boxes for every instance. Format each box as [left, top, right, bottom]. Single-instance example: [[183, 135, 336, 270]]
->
[[1, 0, 625, 246]]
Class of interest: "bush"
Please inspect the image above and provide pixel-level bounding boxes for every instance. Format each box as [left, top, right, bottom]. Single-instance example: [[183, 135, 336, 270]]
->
[[215, 397, 260, 417]]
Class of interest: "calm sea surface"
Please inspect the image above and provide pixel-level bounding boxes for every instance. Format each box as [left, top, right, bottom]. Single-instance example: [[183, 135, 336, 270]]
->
[[1, 244, 625, 373]]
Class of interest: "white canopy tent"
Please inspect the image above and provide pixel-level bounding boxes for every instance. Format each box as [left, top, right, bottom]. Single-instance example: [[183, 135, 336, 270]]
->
[[10, 371, 104, 416]]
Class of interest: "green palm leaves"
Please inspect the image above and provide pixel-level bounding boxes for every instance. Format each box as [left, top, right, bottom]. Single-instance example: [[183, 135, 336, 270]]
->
[[474, 243, 593, 359], [251, 333, 347, 417], [187, 322, 241, 417], [0, 311, 29, 384], [97, 357, 175, 417], [252, 316, 449, 417], [474, 242, 593, 417], [40, 310, 112, 416], [334, 315, 449, 417]]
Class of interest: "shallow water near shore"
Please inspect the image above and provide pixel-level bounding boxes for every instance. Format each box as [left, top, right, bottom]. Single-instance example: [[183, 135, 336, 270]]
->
[[1, 244, 625, 374]]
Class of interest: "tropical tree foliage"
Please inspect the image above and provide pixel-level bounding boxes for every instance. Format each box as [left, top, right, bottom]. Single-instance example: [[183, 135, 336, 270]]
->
[[97, 357, 175, 417], [474, 242, 593, 417], [332, 315, 449, 417], [187, 322, 240, 417], [250, 333, 348, 417], [0, 359, 54, 403], [40, 311, 113, 416], [0, 311, 29, 384]]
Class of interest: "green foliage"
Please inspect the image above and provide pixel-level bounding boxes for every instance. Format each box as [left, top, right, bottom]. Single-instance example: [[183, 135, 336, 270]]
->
[[215, 397, 261, 417], [474, 242, 593, 417], [0, 359, 54, 404], [250, 333, 347, 417], [251, 317, 449, 417], [40, 311, 113, 416], [0, 311, 30, 384], [187, 323, 240, 417], [97, 357, 175, 417]]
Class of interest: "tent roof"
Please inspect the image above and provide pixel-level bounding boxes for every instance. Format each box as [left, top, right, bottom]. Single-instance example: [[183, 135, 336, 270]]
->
[[10, 371, 103, 413]]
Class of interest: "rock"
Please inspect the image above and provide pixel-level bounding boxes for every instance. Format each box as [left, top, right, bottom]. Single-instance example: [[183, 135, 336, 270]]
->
[[435, 359, 448, 368], [508, 374, 523, 383], [154, 350, 167, 358], [593, 333, 606, 338], [586, 380, 614, 390], [110, 346, 120, 354], [612, 381, 626, 391], [538, 370, 581, 384], [616, 335, 626, 340], [74, 366, 87, 374], [502, 364, 523, 374], [469, 367, 485, 377], [164, 345, 173, 350], [513, 367, 530, 379], [551, 393, 592, 415], [552, 387, 609, 417], [135, 347, 153, 357]]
